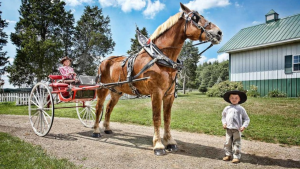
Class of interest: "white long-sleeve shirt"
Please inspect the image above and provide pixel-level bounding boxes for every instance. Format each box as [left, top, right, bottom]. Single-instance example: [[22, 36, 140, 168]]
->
[[222, 104, 250, 130]]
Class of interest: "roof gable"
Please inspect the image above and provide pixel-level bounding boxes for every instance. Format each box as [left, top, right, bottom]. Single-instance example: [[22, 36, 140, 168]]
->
[[218, 13, 300, 53]]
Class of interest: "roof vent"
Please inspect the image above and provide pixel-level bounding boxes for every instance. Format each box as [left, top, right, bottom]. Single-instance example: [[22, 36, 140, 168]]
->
[[266, 9, 279, 23]]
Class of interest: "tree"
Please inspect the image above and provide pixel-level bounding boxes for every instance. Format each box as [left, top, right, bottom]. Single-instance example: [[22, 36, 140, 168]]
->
[[61, 10, 75, 57], [73, 6, 115, 76], [0, 2, 9, 77], [8, 0, 73, 86], [127, 27, 148, 55], [178, 40, 200, 93], [196, 60, 229, 92]]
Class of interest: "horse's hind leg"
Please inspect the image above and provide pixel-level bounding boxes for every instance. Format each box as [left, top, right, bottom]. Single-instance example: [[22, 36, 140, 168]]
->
[[103, 91, 122, 134], [162, 94, 178, 152], [92, 88, 109, 137]]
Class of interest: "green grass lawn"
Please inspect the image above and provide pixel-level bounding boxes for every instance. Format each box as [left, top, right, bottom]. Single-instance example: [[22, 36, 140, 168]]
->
[[0, 92, 299, 146], [0, 132, 79, 169]]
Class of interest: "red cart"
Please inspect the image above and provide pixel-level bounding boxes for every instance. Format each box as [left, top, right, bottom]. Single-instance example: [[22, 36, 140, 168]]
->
[[28, 74, 148, 136]]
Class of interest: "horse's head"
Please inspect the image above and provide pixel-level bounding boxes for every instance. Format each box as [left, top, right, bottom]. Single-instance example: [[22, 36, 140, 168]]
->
[[180, 3, 222, 44]]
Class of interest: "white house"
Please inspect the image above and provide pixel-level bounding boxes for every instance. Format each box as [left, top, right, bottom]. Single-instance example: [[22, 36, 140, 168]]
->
[[218, 10, 300, 97]]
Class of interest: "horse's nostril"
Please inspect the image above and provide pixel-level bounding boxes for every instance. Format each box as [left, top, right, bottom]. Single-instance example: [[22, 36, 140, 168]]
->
[[218, 31, 222, 36]]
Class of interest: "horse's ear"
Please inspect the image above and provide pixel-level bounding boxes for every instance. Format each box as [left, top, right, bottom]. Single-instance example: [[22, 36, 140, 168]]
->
[[180, 2, 191, 13]]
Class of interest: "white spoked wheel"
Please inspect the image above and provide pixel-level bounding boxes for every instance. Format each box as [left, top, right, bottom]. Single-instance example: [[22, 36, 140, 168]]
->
[[76, 99, 103, 128], [28, 82, 54, 136]]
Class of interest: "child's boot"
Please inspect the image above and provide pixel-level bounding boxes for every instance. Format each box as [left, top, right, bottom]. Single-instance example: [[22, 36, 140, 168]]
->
[[232, 158, 240, 163], [222, 156, 231, 161]]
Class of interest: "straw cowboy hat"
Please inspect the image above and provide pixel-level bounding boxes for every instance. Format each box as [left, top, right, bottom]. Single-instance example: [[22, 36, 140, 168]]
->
[[223, 90, 247, 104], [60, 56, 72, 64]]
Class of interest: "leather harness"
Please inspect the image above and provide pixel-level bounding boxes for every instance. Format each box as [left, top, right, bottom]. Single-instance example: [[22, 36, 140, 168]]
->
[[99, 11, 219, 97]]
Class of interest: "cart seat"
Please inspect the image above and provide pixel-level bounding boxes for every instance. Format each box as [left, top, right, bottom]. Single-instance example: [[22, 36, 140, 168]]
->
[[49, 83, 69, 88], [49, 75, 63, 80]]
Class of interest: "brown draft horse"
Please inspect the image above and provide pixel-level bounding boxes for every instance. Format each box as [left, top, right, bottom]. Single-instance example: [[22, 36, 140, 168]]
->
[[93, 3, 222, 156]]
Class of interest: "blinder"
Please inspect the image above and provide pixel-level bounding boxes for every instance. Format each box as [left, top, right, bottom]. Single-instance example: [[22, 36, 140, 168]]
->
[[191, 13, 200, 23]]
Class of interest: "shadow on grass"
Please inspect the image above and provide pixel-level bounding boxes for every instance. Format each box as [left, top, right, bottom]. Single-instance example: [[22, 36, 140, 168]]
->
[[69, 129, 300, 168]]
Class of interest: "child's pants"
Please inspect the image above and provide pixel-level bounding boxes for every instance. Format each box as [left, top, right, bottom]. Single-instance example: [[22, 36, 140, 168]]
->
[[224, 129, 241, 159]]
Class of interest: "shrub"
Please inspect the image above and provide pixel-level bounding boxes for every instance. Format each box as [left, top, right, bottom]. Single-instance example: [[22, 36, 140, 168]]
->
[[268, 89, 287, 97], [247, 85, 260, 97], [206, 81, 244, 97], [198, 85, 207, 93]]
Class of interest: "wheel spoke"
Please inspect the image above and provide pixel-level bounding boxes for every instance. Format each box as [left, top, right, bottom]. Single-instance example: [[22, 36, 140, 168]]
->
[[30, 100, 39, 108], [31, 111, 39, 117], [89, 108, 95, 120], [82, 109, 88, 119], [42, 110, 52, 119], [40, 113, 44, 134], [41, 110, 50, 127], [79, 108, 86, 116], [43, 98, 51, 108], [32, 93, 39, 106], [35, 112, 40, 130]]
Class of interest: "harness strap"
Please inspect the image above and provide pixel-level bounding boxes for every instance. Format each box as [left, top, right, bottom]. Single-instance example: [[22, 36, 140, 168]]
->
[[133, 58, 158, 79], [126, 53, 142, 97], [164, 73, 178, 97]]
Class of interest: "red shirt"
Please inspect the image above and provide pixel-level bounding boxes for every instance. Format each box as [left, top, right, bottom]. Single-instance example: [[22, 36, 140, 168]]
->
[[59, 66, 75, 79]]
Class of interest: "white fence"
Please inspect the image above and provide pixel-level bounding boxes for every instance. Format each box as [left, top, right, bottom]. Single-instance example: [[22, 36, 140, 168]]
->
[[0, 92, 149, 106], [0, 93, 30, 105]]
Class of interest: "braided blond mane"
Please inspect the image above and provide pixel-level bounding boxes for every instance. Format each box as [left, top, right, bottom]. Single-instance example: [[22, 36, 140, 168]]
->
[[150, 12, 182, 40]]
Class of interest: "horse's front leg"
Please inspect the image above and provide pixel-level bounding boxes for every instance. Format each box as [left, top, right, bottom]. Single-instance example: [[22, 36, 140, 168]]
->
[[163, 93, 178, 152], [93, 88, 109, 137], [151, 90, 166, 156]]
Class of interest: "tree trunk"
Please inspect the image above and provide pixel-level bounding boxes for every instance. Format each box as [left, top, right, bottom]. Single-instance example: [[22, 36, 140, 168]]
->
[[183, 73, 186, 94]]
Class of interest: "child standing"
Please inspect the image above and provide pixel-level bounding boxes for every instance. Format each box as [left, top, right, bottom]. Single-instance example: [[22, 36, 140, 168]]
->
[[222, 90, 250, 163]]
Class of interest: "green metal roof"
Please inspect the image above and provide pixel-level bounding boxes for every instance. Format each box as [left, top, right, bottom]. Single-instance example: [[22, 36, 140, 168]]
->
[[218, 13, 300, 53]]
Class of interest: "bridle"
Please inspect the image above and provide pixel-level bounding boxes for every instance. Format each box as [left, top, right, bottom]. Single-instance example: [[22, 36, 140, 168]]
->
[[181, 11, 218, 55]]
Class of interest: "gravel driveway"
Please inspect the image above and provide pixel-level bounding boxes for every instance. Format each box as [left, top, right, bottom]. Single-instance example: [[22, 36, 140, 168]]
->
[[0, 114, 299, 169]]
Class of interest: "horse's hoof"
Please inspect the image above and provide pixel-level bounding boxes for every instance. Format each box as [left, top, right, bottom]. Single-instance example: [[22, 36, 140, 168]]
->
[[166, 144, 178, 152], [154, 149, 166, 156], [104, 130, 113, 134], [92, 133, 101, 138]]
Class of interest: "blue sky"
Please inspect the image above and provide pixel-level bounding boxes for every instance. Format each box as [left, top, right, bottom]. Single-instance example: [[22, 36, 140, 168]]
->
[[1, 0, 300, 88]]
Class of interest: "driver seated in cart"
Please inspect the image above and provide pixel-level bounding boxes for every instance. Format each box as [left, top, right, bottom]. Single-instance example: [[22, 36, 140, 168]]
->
[[59, 56, 79, 84]]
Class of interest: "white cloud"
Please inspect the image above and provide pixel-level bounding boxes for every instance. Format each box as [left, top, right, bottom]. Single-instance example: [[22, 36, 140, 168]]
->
[[198, 53, 228, 65], [207, 58, 217, 63], [207, 53, 228, 63], [198, 55, 207, 65], [8, 58, 15, 64], [63, 0, 94, 6], [182, 0, 230, 13], [99, 0, 146, 12], [98, 0, 116, 7], [252, 21, 261, 25], [235, 2, 241, 8], [217, 53, 229, 62], [6, 20, 16, 24], [143, 0, 165, 19]]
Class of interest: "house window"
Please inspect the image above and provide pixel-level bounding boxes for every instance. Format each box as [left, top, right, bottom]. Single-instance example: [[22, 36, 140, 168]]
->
[[294, 55, 300, 71], [285, 55, 292, 74]]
